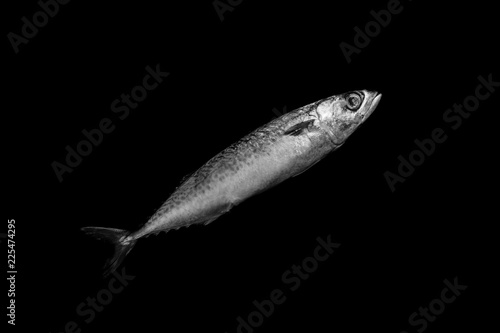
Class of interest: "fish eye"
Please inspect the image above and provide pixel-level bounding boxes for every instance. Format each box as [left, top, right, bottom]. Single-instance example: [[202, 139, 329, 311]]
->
[[345, 92, 363, 111]]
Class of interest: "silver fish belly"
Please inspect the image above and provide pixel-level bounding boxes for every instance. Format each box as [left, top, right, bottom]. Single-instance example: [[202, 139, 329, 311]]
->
[[82, 89, 381, 275]]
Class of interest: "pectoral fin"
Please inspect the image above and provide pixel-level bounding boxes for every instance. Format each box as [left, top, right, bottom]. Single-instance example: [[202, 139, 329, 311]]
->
[[283, 120, 315, 136]]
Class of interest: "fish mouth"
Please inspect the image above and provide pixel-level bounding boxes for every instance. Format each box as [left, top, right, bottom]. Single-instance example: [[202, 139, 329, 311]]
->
[[362, 92, 382, 122]]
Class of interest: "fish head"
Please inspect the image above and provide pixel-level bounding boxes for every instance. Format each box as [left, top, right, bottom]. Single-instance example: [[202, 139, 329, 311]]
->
[[316, 90, 381, 145]]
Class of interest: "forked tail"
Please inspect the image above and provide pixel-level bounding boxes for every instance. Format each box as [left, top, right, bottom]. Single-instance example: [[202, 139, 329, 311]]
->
[[81, 227, 137, 277]]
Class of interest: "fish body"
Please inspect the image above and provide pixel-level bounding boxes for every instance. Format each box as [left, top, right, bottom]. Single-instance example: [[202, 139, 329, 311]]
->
[[139, 104, 333, 236], [82, 89, 381, 275]]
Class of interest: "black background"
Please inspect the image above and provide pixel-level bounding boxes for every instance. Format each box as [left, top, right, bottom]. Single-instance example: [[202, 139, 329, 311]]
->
[[4, 0, 498, 332]]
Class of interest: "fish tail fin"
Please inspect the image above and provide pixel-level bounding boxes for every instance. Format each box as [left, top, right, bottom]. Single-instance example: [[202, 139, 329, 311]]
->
[[81, 226, 137, 277]]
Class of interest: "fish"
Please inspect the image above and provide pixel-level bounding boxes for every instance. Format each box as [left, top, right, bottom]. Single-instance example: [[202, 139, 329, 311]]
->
[[82, 89, 382, 276]]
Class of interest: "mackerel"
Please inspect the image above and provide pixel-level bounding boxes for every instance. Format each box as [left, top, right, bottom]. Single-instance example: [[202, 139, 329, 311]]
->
[[82, 90, 382, 275]]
